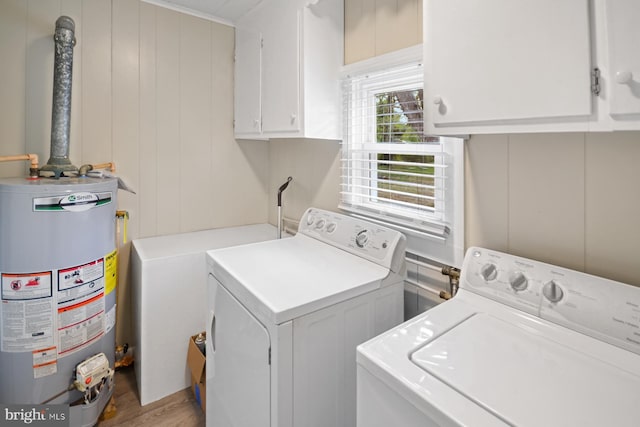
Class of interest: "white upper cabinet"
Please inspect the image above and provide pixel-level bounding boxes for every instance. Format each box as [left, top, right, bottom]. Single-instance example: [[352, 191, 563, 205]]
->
[[604, 0, 640, 127], [260, 0, 300, 135], [424, 0, 640, 134], [234, 0, 343, 140], [234, 27, 262, 135]]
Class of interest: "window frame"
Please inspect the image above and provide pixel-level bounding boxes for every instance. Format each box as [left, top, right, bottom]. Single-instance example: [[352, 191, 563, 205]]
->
[[340, 45, 465, 267]]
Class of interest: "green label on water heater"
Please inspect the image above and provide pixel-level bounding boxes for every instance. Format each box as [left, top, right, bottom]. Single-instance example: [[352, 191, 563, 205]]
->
[[33, 192, 112, 212]]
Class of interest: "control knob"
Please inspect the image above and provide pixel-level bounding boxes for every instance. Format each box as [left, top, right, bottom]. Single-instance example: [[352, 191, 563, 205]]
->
[[315, 219, 326, 230], [480, 263, 498, 282], [326, 222, 337, 233], [543, 280, 564, 303], [355, 230, 369, 248], [509, 272, 528, 292]]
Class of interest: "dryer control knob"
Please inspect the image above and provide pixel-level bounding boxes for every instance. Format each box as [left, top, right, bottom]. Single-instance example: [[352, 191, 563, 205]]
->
[[326, 222, 337, 233], [355, 230, 369, 248], [509, 272, 528, 291], [543, 280, 564, 303], [480, 263, 498, 282], [315, 219, 326, 230]]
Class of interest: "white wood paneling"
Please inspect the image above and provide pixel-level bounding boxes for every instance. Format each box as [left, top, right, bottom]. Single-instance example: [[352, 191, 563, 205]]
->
[[375, 0, 420, 56], [139, 2, 159, 238], [585, 132, 640, 285], [112, 0, 140, 238], [112, 0, 141, 345], [0, 0, 28, 177], [466, 132, 640, 287], [345, 0, 421, 64], [179, 13, 213, 231], [155, 7, 182, 235], [81, 0, 112, 164], [464, 135, 509, 252], [344, 0, 375, 64], [25, 1, 59, 162], [268, 138, 340, 226], [508, 133, 586, 271]]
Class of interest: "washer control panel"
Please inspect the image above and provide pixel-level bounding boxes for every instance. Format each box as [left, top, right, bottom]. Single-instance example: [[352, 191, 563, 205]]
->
[[462, 247, 640, 356], [298, 208, 406, 273]]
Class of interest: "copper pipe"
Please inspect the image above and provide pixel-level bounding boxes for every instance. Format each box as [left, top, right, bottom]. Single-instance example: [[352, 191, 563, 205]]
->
[[92, 162, 115, 172], [78, 162, 116, 176], [0, 154, 40, 177]]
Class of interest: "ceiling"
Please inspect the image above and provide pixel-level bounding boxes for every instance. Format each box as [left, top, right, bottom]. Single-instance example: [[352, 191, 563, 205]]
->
[[145, 0, 264, 24]]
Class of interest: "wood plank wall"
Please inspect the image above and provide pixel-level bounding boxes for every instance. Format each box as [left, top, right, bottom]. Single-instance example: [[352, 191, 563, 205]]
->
[[344, 0, 422, 64], [0, 0, 269, 344]]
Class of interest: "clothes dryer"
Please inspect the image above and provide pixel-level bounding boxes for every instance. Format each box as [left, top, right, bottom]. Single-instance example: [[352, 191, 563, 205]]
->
[[206, 208, 407, 427]]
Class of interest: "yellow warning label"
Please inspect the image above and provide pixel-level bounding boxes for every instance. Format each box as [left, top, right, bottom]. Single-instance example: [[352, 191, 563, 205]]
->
[[105, 249, 118, 296]]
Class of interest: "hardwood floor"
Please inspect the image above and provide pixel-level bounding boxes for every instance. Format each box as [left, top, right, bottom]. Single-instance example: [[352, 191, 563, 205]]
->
[[98, 366, 204, 426]]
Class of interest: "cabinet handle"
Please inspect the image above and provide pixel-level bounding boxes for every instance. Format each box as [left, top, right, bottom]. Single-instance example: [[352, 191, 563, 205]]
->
[[253, 119, 260, 128], [615, 70, 633, 84], [290, 113, 297, 124], [433, 96, 443, 105], [210, 313, 216, 352]]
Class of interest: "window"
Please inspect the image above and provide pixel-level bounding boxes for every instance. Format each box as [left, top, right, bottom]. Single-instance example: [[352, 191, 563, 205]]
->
[[340, 47, 464, 266]]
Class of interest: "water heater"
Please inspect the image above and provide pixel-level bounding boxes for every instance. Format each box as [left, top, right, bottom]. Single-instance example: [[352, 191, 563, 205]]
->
[[0, 177, 117, 426]]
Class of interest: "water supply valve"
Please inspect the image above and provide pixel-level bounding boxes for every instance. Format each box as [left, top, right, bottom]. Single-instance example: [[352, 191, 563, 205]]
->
[[441, 265, 461, 299]]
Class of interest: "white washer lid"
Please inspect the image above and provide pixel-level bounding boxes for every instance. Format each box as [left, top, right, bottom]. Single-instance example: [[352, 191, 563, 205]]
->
[[411, 312, 640, 427]]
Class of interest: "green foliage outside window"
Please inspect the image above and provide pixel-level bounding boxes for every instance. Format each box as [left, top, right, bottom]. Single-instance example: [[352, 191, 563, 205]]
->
[[375, 89, 435, 209]]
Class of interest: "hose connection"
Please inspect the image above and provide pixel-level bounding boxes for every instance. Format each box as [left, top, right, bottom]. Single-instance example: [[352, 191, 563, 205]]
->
[[440, 265, 461, 300]]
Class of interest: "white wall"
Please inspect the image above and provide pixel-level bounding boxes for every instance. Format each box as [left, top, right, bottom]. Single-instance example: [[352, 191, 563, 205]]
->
[[268, 138, 341, 226], [0, 0, 269, 344], [344, 0, 423, 64], [466, 132, 640, 286]]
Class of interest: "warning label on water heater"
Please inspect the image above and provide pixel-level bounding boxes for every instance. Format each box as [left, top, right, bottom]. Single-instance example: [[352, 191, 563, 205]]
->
[[33, 345, 58, 379], [57, 258, 106, 357], [1, 272, 55, 352], [0, 256, 108, 355]]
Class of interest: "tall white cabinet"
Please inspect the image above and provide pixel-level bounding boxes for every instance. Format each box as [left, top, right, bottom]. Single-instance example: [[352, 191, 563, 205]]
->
[[234, 0, 343, 140], [424, 0, 640, 134]]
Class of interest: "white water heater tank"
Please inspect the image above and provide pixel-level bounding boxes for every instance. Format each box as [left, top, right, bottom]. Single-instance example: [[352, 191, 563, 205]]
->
[[0, 176, 117, 426]]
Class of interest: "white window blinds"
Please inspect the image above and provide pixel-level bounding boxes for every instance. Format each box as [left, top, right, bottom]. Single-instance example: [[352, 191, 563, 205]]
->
[[340, 61, 458, 240]]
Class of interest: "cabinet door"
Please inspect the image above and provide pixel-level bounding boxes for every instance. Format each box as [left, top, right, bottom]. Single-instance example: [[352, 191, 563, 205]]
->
[[605, 0, 640, 123], [425, 0, 592, 131], [261, 0, 300, 134], [207, 277, 270, 427], [234, 27, 262, 136]]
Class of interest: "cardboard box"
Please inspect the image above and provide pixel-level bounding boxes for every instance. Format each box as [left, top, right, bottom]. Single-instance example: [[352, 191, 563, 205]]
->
[[187, 332, 206, 412]]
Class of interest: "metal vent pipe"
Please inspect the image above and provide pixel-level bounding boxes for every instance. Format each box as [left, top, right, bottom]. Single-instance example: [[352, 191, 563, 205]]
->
[[40, 16, 78, 177]]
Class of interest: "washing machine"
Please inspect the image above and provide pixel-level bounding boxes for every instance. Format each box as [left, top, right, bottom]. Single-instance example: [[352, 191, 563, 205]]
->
[[357, 246, 640, 427], [205, 207, 406, 427]]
